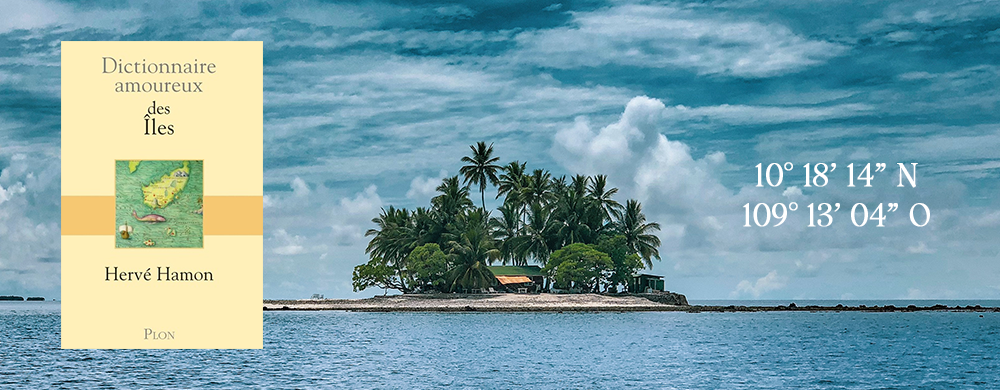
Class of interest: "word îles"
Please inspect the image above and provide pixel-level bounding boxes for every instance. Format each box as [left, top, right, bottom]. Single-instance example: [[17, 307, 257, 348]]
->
[[144, 100, 174, 135]]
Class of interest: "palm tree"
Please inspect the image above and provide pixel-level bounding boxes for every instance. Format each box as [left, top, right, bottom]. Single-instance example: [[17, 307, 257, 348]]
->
[[520, 169, 556, 209], [410, 206, 443, 247], [551, 189, 597, 247], [460, 141, 501, 210], [446, 213, 500, 292], [496, 160, 529, 227], [431, 176, 473, 237], [615, 199, 662, 268], [432, 176, 473, 215], [588, 174, 623, 222], [365, 206, 415, 292], [517, 203, 557, 266], [570, 174, 589, 198], [490, 205, 526, 266], [496, 161, 526, 201]]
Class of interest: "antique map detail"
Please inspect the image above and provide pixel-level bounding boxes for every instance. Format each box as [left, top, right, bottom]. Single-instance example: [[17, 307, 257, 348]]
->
[[116, 160, 203, 248]]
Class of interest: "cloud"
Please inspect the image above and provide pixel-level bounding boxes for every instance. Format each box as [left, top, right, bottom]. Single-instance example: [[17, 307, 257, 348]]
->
[[731, 270, 787, 298], [552, 95, 733, 228], [330, 185, 383, 246], [0, 182, 26, 205], [290, 177, 311, 197], [0, 0, 139, 34], [0, 0, 72, 33], [516, 4, 847, 77], [407, 170, 447, 201], [906, 241, 935, 254], [970, 211, 1000, 227], [270, 229, 307, 256], [261, 54, 633, 187], [664, 103, 872, 126], [782, 186, 803, 199], [904, 288, 925, 299], [262, 182, 383, 297], [865, 1, 1000, 32]]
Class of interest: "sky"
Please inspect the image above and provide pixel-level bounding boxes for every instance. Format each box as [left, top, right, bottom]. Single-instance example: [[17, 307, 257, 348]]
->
[[1, 0, 999, 300]]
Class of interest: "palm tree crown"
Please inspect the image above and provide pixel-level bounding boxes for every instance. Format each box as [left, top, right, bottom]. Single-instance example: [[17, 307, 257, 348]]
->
[[588, 174, 623, 222], [615, 199, 662, 268], [459, 141, 501, 210]]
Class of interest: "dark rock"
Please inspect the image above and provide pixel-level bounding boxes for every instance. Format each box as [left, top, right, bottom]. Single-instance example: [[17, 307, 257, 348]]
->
[[637, 291, 689, 306]]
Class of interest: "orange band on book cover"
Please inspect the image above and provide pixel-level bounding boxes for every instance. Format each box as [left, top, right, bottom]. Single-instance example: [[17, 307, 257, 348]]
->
[[62, 196, 262, 236]]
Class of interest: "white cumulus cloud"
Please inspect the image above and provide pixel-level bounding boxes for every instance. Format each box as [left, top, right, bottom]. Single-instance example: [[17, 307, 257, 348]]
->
[[290, 176, 311, 197], [731, 270, 787, 298], [406, 170, 447, 201], [330, 185, 383, 246]]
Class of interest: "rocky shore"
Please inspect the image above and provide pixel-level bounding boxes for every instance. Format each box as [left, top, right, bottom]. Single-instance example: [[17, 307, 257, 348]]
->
[[265, 293, 1000, 313]]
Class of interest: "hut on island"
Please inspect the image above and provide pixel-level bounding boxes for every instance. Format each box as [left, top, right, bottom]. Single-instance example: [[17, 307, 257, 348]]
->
[[487, 266, 544, 293], [629, 274, 665, 293]]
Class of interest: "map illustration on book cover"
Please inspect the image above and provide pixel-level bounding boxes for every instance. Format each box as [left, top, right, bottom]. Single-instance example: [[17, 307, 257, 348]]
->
[[115, 160, 203, 248]]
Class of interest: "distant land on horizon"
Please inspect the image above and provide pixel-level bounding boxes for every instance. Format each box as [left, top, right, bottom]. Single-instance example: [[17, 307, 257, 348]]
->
[[0, 295, 46, 301]]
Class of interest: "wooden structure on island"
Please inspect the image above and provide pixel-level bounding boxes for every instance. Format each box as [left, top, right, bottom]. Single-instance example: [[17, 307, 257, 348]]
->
[[629, 274, 665, 293], [488, 266, 544, 293]]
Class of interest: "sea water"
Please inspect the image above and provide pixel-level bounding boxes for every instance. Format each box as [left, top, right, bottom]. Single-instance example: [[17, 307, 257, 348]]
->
[[2, 302, 997, 388]]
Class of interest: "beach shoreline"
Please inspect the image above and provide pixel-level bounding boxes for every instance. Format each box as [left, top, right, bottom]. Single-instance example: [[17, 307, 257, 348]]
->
[[263, 293, 1000, 312]]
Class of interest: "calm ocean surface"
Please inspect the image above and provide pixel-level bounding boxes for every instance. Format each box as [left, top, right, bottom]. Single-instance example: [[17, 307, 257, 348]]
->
[[2, 301, 998, 389]]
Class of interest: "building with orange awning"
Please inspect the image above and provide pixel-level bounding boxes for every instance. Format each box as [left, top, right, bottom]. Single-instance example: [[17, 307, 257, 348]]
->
[[488, 266, 544, 293]]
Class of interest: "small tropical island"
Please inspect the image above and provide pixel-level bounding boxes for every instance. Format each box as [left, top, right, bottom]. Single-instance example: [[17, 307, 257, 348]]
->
[[268, 142, 691, 311], [352, 142, 671, 296]]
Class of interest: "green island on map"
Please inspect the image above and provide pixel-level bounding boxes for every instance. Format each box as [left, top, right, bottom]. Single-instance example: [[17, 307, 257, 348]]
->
[[142, 161, 190, 209], [116, 160, 203, 249]]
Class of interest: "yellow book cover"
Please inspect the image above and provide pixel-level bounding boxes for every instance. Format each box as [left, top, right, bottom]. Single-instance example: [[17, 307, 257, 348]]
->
[[60, 41, 262, 349]]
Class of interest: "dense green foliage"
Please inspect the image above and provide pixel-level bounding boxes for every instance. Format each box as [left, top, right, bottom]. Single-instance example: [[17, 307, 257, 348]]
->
[[543, 243, 613, 292], [352, 142, 662, 293], [596, 235, 645, 293], [407, 244, 450, 292]]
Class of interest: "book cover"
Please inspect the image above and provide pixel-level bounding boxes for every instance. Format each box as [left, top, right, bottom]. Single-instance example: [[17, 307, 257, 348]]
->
[[60, 41, 262, 349]]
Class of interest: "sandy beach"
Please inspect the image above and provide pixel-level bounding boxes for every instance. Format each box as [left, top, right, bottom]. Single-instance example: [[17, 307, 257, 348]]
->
[[264, 293, 688, 312]]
